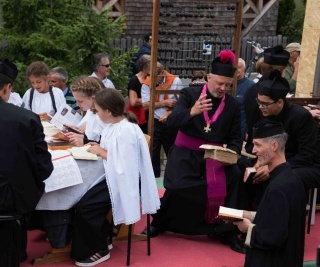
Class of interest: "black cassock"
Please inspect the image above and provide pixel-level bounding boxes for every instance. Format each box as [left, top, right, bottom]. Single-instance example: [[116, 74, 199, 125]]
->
[[151, 85, 243, 234], [0, 98, 53, 213], [245, 163, 306, 267], [0, 98, 53, 266]]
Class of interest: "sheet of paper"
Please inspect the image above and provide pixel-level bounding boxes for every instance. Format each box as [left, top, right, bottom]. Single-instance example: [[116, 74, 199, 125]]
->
[[44, 150, 83, 192], [49, 104, 83, 130]]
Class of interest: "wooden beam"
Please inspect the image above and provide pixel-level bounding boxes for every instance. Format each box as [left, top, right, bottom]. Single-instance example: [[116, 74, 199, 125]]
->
[[242, 0, 277, 37], [244, 0, 259, 14], [109, 11, 122, 17], [243, 4, 251, 13], [232, 0, 244, 96], [147, 0, 161, 155], [243, 13, 258, 18], [258, 0, 263, 11], [114, 3, 122, 12], [102, 0, 119, 11]]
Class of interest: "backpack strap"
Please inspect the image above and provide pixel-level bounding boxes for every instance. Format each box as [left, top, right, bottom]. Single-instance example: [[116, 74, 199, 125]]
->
[[49, 86, 57, 113], [29, 88, 35, 111], [29, 87, 57, 113]]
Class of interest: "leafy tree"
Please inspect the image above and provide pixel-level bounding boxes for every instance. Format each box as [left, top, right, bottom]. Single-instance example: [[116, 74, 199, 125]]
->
[[0, 0, 136, 95], [277, 0, 306, 42], [278, 3, 306, 42]]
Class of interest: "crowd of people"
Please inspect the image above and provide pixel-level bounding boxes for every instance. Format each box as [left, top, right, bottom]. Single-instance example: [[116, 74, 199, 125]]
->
[[0, 35, 318, 267]]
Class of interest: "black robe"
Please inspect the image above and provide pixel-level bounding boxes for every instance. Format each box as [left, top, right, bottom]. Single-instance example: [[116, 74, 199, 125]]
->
[[151, 86, 243, 235], [245, 163, 306, 267], [0, 98, 53, 214], [0, 97, 53, 265], [243, 99, 320, 190]]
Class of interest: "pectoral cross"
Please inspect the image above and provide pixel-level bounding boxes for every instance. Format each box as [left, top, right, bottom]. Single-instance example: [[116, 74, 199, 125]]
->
[[204, 123, 211, 133]]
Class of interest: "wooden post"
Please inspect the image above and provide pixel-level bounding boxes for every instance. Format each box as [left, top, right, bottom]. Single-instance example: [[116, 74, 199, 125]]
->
[[147, 0, 160, 156], [232, 0, 243, 96]]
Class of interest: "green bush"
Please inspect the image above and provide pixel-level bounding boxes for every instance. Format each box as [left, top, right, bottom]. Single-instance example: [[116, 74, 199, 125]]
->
[[0, 0, 136, 95]]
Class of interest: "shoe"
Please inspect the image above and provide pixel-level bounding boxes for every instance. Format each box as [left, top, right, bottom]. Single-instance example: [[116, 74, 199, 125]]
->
[[229, 235, 247, 254], [140, 225, 161, 238], [75, 249, 110, 267]]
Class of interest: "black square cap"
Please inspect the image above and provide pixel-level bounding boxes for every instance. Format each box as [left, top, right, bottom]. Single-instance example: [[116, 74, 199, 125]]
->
[[253, 119, 285, 139], [211, 50, 237, 78], [258, 70, 289, 100], [264, 45, 290, 66], [0, 58, 18, 81]]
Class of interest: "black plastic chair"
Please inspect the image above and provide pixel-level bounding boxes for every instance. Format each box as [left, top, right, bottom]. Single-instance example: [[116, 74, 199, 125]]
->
[[0, 213, 23, 267]]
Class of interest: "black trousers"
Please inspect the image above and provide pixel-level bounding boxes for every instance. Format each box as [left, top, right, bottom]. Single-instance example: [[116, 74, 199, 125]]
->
[[71, 180, 112, 261], [152, 119, 177, 177]]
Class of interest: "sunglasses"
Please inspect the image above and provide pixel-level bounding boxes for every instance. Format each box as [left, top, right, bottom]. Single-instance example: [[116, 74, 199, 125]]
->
[[100, 64, 110, 68]]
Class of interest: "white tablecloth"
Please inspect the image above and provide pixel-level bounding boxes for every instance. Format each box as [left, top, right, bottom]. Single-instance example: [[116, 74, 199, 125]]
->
[[36, 158, 105, 210]]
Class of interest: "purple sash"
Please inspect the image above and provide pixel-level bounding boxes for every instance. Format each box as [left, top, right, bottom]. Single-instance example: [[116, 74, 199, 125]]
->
[[175, 131, 226, 223]]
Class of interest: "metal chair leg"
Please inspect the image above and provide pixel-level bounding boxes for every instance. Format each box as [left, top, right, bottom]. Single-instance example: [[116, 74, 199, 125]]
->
[[126, 224, 132, 266], [307, 188, 315, 234], [147, 214, 151, 256]]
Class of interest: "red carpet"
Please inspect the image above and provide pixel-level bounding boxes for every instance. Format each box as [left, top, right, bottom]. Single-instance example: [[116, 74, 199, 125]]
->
[[21, 189, 320, 267]]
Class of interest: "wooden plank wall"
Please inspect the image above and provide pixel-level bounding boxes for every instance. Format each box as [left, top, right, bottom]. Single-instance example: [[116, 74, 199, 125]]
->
[[110, 35, 288, 77]]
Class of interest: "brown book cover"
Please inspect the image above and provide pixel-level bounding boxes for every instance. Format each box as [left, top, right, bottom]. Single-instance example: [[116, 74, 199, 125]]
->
[[52, 131, 70, 142]]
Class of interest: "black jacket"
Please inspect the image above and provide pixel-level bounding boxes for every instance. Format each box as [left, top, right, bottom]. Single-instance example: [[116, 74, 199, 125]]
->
[[0, 98, 53, 214]]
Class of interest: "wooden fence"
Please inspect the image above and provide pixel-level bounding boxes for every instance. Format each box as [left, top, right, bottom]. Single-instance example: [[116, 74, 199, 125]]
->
[[111, 35, 288, 77]]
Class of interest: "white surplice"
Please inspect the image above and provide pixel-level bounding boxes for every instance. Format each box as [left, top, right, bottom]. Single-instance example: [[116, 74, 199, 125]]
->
[[101, 118, 160, 225]]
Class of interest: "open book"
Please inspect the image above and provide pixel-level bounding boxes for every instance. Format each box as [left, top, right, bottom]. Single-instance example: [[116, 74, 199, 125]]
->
[[49, 104, 83, 133], [69, 145, 98, 160], [51, 131, 70, 142], [244, 167, 257, 183], [217, 206, 244, 222]]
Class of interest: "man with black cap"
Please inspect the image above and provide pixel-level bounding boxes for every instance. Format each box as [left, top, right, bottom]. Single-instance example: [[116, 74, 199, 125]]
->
[[244, 45, 290, 147], [141, 50, 244, 253], [234, 120, 306, 267], [0, 58, 53, 265], [239, 69, 320, 211]]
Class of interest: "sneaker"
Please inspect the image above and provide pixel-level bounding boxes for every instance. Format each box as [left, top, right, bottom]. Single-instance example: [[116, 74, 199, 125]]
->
[[75, 249, 110, 267]]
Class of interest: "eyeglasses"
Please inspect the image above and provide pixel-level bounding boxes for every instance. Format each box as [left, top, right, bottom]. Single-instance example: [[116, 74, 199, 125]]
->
[[256, 98, 276, 108], [100, 64, 110, 68]]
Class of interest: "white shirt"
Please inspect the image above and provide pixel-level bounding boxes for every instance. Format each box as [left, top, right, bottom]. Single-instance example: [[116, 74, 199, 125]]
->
[[90, 72, 115, 89], [8, 92, 23, 106], [84, 109, 107, 142], [22, 87, 66, 116], [101, 118, 160, 225], [141, 76, 182, 120]]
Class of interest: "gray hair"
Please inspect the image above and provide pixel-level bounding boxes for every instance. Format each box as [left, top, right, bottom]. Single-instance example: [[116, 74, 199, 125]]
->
[[264, 132, 288, 153], [92, 52, 110, 72], [50, 67, 68, 82], [238, 58, 246, 69], [137, 55, 151, 72]]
